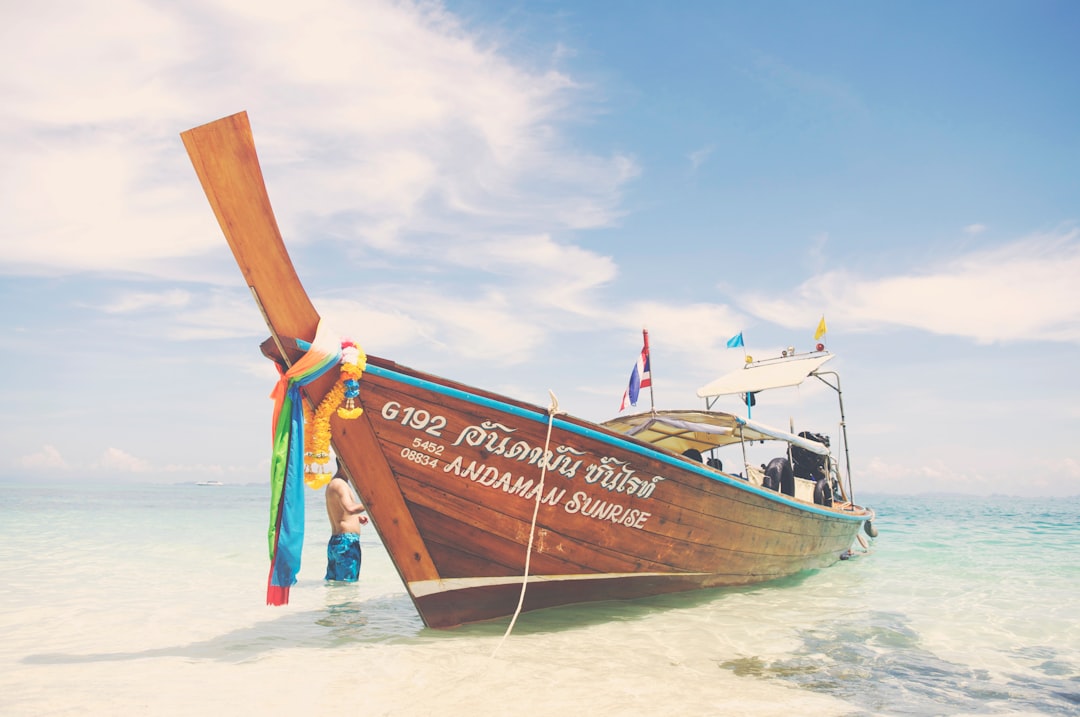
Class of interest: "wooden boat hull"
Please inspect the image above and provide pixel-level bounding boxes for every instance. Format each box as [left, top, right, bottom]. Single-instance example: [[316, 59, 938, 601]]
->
[[349, 357, 866, 627], [181, 111, 871, 629]]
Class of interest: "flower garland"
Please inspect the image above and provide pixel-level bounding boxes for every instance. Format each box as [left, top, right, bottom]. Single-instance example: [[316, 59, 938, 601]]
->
[[303, 339, 367, 489]]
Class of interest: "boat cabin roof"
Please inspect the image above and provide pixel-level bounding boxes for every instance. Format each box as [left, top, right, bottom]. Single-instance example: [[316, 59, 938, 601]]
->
[[601, 410, 830, 457]]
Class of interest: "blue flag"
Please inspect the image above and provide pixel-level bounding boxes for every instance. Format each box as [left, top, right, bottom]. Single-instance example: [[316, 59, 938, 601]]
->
[[619, 344, 652, 411], [726, 332, 744, 349]]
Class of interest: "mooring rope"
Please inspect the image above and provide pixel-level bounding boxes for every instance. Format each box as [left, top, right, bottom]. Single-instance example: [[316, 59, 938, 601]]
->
[[491, 390, 561, 658]]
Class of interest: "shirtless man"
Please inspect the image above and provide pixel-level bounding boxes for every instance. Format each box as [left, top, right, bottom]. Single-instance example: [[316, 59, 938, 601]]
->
[[324, 460, 369, 582]]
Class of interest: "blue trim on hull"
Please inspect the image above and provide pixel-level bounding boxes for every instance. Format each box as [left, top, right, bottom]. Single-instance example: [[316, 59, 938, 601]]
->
[[366, 363, 865, 522]]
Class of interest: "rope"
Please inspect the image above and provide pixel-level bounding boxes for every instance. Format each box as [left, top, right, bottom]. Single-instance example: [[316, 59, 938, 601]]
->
[[491, 390, 561, 658]]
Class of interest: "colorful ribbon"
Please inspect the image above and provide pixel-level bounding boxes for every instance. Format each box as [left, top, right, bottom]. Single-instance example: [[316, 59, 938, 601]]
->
[[265, 322, 342, 605]]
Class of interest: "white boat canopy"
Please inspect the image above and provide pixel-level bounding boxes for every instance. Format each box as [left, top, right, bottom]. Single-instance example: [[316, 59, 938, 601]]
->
[[601, 410, 830, 457], [696, 353, 835, 398]]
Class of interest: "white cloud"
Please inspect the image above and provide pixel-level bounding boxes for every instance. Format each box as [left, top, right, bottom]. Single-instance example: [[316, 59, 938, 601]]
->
[[237, 354, 288, 383], [0, 0, 636, 280], [1, 0, 190, 125], [964, 223, 987, 235], [1034, 456, 1080, 495], [859, 456, 997, 495], [807, 232, 829, 274], [743, 227, 1080, 344], [317, 296, 432, 355], [163, 292, 268, 341], [18, 445, 70, 470], [421, 291, 547, 363], [302, 231, 622, 365], [97, 447, 151, 472], [1, 138, 218, 274], [157, 462, 229, 475], [456, 234, 619, 315], [689, 144, 715, 170], [1044, 456, 1080, 478], [323, 289, 545, 364], [98, 289, 192, 314], [616, 300, 743, 357], [749, 51, 866, 118]]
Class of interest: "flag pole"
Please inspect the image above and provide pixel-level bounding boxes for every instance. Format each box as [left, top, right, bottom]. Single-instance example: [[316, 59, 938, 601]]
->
[[642, 328, 655, 413]]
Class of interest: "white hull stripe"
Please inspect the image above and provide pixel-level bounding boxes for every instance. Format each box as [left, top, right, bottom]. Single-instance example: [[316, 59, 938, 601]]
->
[[408, 571, 709, 598]]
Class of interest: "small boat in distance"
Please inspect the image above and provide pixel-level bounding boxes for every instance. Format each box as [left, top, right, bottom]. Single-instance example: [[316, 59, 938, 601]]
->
[[195, 480, 224, 487], [181, 111, 875, 629]]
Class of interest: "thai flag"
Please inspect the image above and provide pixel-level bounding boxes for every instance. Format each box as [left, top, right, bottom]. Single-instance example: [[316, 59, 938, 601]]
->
[[620, 344, 652, 411]]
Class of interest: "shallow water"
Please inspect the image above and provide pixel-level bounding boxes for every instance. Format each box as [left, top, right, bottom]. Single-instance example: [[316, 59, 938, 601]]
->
[[2, 481, 1077, 716]]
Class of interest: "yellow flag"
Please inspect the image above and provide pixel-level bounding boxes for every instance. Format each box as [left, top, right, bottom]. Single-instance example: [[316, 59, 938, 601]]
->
[[814, 316, 827, 341]]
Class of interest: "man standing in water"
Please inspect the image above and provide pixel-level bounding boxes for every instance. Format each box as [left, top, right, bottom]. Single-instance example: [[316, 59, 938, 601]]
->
[[325, 460, 368, 582]]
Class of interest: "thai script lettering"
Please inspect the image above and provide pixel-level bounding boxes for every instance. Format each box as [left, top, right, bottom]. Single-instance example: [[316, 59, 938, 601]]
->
[[381, 402, 666, 532], [449, 420, 665, 499], [451, 420, 587, 480], [582, 456, 665, 499]]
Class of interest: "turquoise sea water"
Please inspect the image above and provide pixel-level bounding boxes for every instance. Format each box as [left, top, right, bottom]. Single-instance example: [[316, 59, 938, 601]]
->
[[1, 480, 1077, 716]]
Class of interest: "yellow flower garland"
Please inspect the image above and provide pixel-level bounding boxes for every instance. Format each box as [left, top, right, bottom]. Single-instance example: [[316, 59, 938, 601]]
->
[[303, 341, 367, 489]]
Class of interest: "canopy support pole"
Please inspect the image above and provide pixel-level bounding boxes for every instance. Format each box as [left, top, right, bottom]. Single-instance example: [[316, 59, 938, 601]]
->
[[813, 370, 852, 503]]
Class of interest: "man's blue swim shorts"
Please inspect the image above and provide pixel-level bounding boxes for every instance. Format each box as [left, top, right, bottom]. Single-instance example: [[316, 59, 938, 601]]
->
[[325, 533, 362, 582]]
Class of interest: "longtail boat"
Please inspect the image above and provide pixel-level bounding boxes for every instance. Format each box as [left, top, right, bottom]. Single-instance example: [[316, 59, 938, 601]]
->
[[181, 111, 875, 629]]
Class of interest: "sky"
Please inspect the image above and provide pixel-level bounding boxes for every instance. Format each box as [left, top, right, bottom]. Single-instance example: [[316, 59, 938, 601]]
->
[[2, 0, 1078, 497]]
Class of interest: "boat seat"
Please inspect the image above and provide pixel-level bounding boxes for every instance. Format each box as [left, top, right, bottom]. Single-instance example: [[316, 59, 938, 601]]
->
[[744, 464, 765, 487], [682, 448, 704, 462]]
